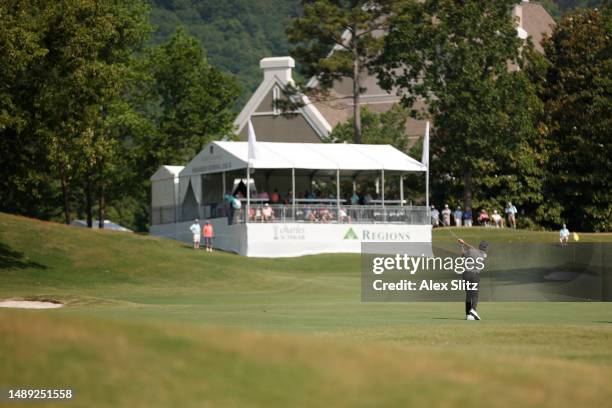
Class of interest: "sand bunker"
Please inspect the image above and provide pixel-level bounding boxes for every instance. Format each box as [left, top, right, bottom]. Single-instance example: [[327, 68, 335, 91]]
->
[[0, 300, 63, 309]]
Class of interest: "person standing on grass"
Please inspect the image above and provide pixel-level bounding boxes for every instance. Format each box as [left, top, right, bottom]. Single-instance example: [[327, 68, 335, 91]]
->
[[203, 221, 214, 252], [478, 209, 490, 227], [453, 206, 463, 227], [458, 238, 489, 321], [463, 207, 473, 227], [190, 219, 201, 249], [442, 204, 451, 226], [431, 205, 440, 227], [505, 202, 518, 228], [560, 224, 570, 246], [492, 210, 504, 228]]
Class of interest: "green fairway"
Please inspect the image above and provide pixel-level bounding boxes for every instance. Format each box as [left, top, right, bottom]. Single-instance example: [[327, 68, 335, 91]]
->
[[0, 213, 611, 407]]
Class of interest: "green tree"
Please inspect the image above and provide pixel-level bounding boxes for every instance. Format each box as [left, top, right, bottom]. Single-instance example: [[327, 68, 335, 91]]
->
[[143, 28, 241, 168], [0, 2, 58, 220], [96, 93, 157, 231], [41, 0, 150, 225], [112, 29, 241, 230], [1, 2, 242, 230], [287, 0, 399, 144], [327, 105, 411, 152], [377, 0, 546, 218], [0, 0, 150, 225], [539, 6, 611, 231]]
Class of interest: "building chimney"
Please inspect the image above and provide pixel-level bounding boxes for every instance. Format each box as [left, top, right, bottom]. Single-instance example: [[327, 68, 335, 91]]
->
[[513, 2, 529, 39], [260, 57, 295, 83]]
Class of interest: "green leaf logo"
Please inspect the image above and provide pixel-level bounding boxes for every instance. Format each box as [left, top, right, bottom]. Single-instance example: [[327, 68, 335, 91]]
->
[[343, 228, 359, 240]]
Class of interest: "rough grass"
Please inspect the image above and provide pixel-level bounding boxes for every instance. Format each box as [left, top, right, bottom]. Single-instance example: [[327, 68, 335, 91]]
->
[[0, 213, 611, 407]]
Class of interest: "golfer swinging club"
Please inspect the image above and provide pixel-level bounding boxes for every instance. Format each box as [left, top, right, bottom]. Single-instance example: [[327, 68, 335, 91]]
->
[[457, 238, 489, 320]]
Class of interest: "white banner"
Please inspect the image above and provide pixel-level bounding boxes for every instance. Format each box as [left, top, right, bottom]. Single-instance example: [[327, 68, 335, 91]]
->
[[245, 223, 432, 257], [151, 221, 432, 258]]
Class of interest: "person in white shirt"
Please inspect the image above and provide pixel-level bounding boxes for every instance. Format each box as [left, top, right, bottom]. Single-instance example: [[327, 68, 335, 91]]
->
[[505, 202, 518, 228], [560, 224, 570, 246], [492, 210, 504, 228], [441, 204, 451, 227], [338, 207, 350, 223], [189, 219, 201, 249], [430, 205, 440, 227]]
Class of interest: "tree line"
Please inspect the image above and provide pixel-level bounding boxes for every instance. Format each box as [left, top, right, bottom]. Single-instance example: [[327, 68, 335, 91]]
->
[[146, 0, 604, 104], [288, 0, 610, 232], [1, 0, 609, 232], [0, 0, 239, 231]]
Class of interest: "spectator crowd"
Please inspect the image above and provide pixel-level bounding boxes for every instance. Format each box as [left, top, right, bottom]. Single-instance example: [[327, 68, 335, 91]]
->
[[430, 202, 519, 229]]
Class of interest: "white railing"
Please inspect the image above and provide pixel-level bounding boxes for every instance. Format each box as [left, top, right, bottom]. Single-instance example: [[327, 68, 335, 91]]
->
[[237, 204, 429, 224], [152, 204, 430, 225]]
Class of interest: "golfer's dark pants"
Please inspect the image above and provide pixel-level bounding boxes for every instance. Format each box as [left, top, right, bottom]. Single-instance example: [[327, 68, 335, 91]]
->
[[462, 270, 480, 314], [228, 206, 235, 225]]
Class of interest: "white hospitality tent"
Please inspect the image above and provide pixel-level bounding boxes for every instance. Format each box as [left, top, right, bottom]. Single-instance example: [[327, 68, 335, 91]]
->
[[151, 141, 432, 257], [176, 141, 427, 213]]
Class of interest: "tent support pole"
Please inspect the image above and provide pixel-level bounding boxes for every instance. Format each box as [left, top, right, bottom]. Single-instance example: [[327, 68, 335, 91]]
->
[[352, 177, 356, 193], [381, 170, 385, 207], [174, 175, 179, 238], [426, 166, 429, 209], [400, 174, 404, 207], [381, 169, 386, 222], [336, 170, 341, 215], [292, 168, 296, 221], [246, 166, 250, 224], [222, 171, 226, 198]]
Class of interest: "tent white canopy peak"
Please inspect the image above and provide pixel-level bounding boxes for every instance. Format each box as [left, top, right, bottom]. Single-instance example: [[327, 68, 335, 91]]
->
[[181, 141, 426, 177]]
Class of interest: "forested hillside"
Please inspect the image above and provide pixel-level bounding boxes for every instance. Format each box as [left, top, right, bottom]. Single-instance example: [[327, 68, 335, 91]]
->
[[149, 0, 301, 106], [148, 0, 603, 103]]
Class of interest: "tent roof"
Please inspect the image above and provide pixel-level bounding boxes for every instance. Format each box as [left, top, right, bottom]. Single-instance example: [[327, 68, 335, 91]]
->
[[150, 165, 184, 181], [180, 141, 426, 177]]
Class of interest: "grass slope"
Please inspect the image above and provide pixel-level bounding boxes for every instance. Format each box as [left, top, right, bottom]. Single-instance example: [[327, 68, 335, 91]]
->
[[0, 213, 611, 407]]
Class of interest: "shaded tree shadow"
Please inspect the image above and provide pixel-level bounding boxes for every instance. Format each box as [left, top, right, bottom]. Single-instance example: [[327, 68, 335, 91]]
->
[[0, 242, 46, 270]]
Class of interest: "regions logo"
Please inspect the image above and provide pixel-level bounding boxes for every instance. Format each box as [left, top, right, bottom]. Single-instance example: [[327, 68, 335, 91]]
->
[[343, 228, 359, 240], [343, 227, 411, 241], [362, 230, 411, 241]]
